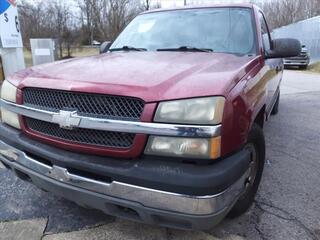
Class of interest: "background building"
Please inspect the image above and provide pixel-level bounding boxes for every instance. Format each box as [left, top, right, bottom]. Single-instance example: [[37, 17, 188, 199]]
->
[[273, 16, 320, 63]]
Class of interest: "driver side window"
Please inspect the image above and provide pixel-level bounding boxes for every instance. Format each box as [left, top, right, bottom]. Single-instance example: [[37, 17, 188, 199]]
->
[[259, 12, 271, 52]]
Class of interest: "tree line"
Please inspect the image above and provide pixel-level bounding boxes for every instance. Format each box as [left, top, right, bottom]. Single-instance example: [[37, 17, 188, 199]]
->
[[18, 0, 320, 59], [18, 0, 151, 58], [254, 0, 320, 30]]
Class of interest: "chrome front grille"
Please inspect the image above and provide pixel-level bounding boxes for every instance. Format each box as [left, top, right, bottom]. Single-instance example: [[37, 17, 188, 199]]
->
[[25, 117, 135, 148], [22, 88, 144, 149], [23, 88, 145, 121]]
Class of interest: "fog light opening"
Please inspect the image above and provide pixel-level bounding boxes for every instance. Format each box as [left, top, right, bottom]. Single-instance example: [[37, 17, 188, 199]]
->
[[14, 169, 31, 182]]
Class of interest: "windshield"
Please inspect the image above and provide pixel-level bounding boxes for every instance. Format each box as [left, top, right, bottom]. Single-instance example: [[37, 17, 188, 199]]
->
[[111, 8, 257, 55]]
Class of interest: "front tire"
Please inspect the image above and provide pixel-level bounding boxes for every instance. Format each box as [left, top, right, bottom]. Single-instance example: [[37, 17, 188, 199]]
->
[[227, 123, 265, 218], [271, 93, 280, 115], [299, 65, 308, 70]]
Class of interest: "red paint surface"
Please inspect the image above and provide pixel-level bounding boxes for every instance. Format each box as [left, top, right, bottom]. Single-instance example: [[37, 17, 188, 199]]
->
[[10, 52, 256, 102]]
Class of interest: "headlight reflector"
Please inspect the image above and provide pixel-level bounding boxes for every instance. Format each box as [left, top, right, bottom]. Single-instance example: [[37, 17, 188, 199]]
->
[[1, 80, 20, 129], [145, 136, 221, 159], [154, 97, 225, 124]]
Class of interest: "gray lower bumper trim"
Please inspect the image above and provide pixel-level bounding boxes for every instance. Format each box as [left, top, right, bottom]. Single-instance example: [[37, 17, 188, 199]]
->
[[284, 61, 309, 66], [0, 140, 247, 215]]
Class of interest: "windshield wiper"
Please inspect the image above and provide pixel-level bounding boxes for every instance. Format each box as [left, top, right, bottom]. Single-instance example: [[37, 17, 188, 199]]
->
[[109, 46, 147, 52], [157, 46, 213, 53]]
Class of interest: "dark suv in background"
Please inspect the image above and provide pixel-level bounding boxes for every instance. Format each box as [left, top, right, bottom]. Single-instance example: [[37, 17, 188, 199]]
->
[[284, 45, 310, 69]]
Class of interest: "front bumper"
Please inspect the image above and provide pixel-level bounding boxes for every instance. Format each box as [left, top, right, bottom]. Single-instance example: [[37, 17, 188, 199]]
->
[[0, 124, 250, 230], [284, 58, 310, 66]]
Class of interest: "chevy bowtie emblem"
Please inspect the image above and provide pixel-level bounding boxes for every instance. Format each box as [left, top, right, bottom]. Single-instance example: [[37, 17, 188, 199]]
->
[[52, 110, 81, 129]]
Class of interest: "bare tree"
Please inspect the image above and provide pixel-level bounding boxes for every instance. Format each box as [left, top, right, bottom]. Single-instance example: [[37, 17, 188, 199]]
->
[[19, 0, 320, 51], [303, 0, 320, 19], [19, 0, 163, 51], [18, 0, 50, 49], [20, 0, 319, 57], [254, 0, 320, 30], [19, 0, 77, 58], [77, 0, 142, 43], [77, 0, 95, 44], [144, 0, 151, 10]]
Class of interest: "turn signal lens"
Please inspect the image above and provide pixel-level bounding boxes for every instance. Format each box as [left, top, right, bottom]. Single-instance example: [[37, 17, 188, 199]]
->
[[210, 137, 221, 159], [0, 80, 20, 129], [1, 108, 21, 129]]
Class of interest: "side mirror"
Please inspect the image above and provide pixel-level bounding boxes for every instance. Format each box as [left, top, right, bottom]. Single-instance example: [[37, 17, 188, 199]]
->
[[100, 41, 112, 54], [266, 38, 301, 59]]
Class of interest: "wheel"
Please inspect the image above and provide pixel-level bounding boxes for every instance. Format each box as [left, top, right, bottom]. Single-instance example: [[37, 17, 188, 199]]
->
[[227, 123, 265, 218], [271, 93, 280, 115], [299, 65, 308, 70]]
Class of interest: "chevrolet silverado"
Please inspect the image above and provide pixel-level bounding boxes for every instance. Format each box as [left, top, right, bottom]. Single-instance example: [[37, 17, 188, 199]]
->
[[0, 4, 300, 230]]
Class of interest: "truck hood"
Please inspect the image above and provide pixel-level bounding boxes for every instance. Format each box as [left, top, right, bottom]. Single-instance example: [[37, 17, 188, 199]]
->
[[11, 52, 258, 102]]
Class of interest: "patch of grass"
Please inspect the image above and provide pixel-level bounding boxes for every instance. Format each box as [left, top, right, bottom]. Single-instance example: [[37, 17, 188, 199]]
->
[[308, 61, 320, 73], [68, 47, 99, 57]]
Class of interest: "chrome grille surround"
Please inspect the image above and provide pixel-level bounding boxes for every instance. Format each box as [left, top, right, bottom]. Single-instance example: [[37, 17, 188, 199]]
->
[[0, 98, 222, 138], [22, 88, 144, 148]]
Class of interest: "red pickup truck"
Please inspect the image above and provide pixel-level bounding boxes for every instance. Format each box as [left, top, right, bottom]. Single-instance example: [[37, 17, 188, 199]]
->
[[0, 4, 300, 230]]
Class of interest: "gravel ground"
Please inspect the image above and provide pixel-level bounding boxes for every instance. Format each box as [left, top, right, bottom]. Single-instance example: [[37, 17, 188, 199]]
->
[[0, 70, 319, 240]]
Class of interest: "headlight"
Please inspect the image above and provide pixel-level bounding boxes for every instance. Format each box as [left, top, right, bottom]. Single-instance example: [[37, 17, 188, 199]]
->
[[1, 80, 17, 102], [1, 80, 20, 129], [145, 136, 221, 159], [154, 97, 225, 124]]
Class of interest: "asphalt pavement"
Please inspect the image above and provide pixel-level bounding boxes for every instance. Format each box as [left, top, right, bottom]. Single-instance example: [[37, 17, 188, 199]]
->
[[0, 70, 319, 240]]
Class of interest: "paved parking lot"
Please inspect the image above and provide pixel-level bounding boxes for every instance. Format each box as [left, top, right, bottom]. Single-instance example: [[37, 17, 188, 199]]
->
[[0, 70, 319, 240]]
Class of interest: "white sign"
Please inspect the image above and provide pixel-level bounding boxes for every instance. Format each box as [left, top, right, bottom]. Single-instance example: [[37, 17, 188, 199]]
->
[[0, 0, 23, 48], [35, 48, 51, 56]]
